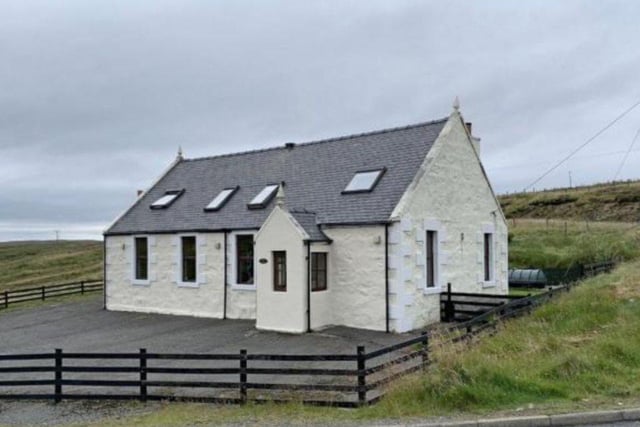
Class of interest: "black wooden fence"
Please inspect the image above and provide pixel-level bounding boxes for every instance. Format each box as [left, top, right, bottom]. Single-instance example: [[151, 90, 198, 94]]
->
[[0, 281, 103, 311], [0, 334, 429, 407], [440, 280, 586, 338]]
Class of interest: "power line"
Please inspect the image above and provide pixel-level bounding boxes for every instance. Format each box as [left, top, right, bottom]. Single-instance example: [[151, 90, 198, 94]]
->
[[613, 126, 640, 181], [523, 98, 640, 191]]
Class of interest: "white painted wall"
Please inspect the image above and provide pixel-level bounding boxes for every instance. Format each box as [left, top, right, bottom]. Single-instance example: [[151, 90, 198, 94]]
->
[[389, 112, 509, 333], [322, 225, 386, 331], [309, 242, 332, 330], [255, 207, 307, 333], [105, 233, 225, 318]]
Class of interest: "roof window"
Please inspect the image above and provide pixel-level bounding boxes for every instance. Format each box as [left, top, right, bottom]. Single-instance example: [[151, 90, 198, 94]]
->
[[150, 189, 184, 209], [342, 168, 386, 193], [248, 184, 279, 209], [205, 187, 238, 211]]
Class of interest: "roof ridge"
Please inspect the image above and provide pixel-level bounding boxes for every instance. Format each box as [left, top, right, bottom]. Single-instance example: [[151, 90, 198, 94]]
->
[[184, 117, 448, 163]]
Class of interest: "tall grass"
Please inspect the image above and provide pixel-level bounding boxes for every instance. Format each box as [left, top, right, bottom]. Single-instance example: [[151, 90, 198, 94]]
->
[[508, 219, 640, 269], [372, 260, 640, 416], [0, 240, 103, 291]]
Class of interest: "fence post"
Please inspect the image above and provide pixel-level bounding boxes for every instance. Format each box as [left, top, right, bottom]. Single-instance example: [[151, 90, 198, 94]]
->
[[81, 281, 85, 295], [54, 349, 62, 403], [239, 349, 247, 404], [139, 348, 147, 402], [421, 333, 429, 369], [444, 283, 454, 322], [357, 345, 366, 406], [41, 286, 45, 301], [3, 291, 8, 309]]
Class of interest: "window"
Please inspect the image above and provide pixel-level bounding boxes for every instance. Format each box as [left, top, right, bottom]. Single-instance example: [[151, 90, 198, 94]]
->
[[150, 189, 183, 209], [181, 236, 197, 283], [426, 230, 437, 288], [205, 187, 238, 211], [483, 233, 493, 282], [248, 184, 279, 209], [273, 251, 287, 292], [134, 237, 148, 281], [236, 235, 254, 284], [342, 168, 385, 193], [311, 253, 327, 291]]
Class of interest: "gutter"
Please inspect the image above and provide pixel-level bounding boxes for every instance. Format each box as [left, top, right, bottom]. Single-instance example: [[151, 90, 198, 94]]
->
[[102, 237, 107, 310], [223, 231, 228, 320], [385, 223, 390, 333], [306, 241, 311, 333]]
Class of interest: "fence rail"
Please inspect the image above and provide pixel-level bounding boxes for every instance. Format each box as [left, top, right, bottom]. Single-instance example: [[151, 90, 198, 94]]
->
[[0, 280, 103, 310], [0, 333, 429, 407]]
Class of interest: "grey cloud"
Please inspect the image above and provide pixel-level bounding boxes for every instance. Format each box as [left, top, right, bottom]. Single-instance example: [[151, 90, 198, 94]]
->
[[1, 0, 640, 240]]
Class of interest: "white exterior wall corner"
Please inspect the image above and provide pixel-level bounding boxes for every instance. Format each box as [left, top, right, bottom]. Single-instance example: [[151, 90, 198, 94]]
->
[[309, 242, 333, 331], [255, 206, 308, 333], [321, 225, 386, 332], [388, 112, 509, 332], [105, 233, 225, 318]]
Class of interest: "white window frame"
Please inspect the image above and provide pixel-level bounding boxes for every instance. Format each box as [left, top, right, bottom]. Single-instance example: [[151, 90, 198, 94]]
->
[[342, 168, 386, 193], [229, 231, 257, 291], [248, 184, 279, 209], [177, 234, 199, 288], [131, 235, 150, 286], [481, 223, 496, 288], [422, 219, 443, 295]]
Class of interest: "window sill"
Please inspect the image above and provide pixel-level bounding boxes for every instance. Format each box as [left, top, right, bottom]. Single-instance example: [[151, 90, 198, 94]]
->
[[177, 281, 200, 289], [231, 283, 256, 291], [482, 281, 497, 289], [423, 286, 442, 296], [132, 280, 151, 287]]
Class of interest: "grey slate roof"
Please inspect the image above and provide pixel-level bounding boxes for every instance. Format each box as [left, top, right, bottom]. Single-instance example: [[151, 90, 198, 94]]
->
[[105, 118, 447, 235], [290, 211, 331, 242]]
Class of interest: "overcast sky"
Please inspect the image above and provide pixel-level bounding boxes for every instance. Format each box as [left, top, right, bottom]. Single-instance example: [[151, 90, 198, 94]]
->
[[1, 0, 639, 241]]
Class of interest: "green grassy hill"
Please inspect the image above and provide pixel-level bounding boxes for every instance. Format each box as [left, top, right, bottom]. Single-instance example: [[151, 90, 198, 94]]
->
[[0, 240, 103, 291], [499, 180, 640, 222]]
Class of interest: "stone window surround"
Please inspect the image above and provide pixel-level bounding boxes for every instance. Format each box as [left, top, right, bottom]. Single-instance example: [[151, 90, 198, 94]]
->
[[229, 231, 257, 291], [176, 233, 200, 288], [481, 223, 497, 288], [131, 235, 151, 286], [422, 219, 444, 295]]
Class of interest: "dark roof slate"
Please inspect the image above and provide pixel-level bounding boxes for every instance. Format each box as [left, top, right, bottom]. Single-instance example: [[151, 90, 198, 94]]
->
[[290, 211, 331, 242], [106, 118, 447, 235]]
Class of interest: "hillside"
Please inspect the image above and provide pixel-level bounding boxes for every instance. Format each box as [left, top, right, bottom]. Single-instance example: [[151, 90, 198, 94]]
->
[[0, 240, 103, 291], [499, 180, 640, 222]]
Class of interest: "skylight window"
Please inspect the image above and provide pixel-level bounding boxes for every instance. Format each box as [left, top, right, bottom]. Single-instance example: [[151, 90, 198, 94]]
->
[[205, 187, 238, 211], [150, 190, 184, 209], [248, 184, 279, 209], [342, 169, 386, 193]]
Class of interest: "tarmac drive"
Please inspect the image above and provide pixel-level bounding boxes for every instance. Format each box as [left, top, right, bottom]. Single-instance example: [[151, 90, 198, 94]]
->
[[0, 295, 414, 355]]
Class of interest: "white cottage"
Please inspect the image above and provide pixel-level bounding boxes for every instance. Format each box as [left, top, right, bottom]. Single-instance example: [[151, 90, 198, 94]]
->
[[104, 104, 508, 333]]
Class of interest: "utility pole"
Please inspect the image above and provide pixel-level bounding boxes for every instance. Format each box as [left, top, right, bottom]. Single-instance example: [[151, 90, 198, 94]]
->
[[54, 230, 59, 241], [568, 171, 572, 188]]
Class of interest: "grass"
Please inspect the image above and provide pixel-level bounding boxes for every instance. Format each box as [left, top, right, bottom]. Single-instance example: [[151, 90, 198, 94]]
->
[[376, 259, 640, 416], [507, 219, 640, 269], [78, 259, 640, 426], [499, 179, 640, 222], [0, 240, 103, 292]]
